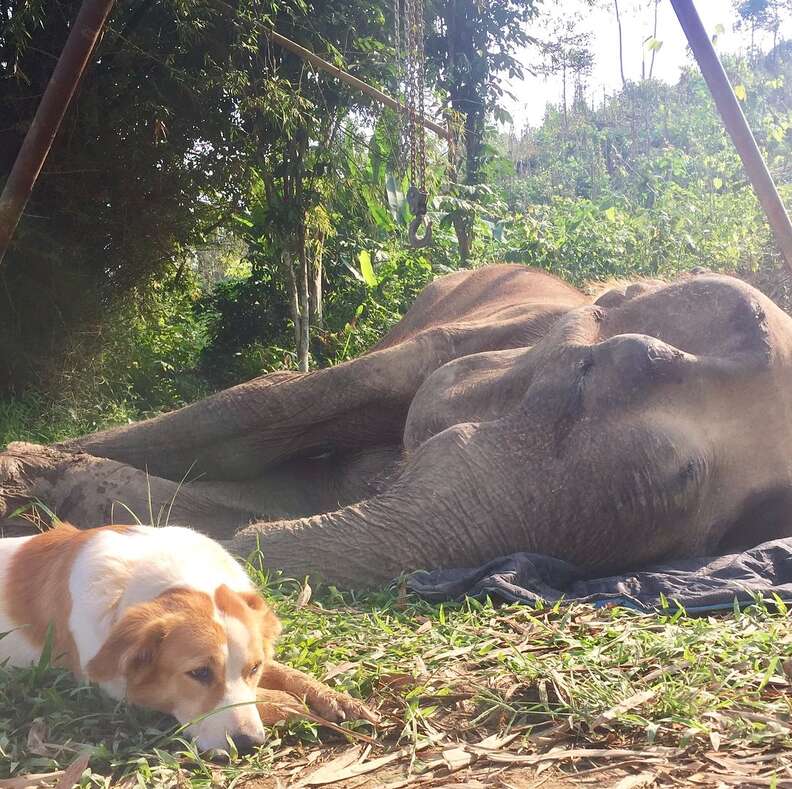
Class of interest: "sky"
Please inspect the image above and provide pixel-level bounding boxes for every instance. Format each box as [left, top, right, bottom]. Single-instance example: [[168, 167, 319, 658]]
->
[[503, 0, 789, 130]]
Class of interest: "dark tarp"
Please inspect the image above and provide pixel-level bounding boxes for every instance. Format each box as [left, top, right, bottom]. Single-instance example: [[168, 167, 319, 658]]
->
[[406, 538, 792, 612]]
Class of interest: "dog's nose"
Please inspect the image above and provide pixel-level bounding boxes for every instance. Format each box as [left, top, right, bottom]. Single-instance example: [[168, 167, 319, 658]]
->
[[232, 733, 266, 755]]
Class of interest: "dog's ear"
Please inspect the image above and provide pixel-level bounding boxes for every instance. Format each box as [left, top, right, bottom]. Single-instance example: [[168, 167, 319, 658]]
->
[[239, 591, 282, 659], [86, 604, 167, 682]]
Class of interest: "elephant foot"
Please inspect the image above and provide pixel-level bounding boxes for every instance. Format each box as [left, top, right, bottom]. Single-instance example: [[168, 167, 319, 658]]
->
[[0, 442, 257, 537], [0, 442, 85, 531]]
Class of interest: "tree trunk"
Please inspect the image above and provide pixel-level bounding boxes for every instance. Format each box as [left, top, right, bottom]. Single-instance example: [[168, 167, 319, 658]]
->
[[614, 0, 626, 88], [297, 239, 310, 373], [649, 0, 659, 80], [309, 241, 324, 330], [444, 0, 488, 263], [562, 60, 568, 126], [452, 215, 473, 264], [283, 250, 302, 366], [292, 132, 310, 373], [309, 237, 325, 366]]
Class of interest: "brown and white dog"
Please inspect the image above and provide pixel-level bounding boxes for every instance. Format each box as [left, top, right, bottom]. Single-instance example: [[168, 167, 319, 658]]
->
[[0, 523, 376, 752]]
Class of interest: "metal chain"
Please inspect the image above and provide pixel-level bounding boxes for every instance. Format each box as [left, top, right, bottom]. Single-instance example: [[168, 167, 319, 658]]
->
[[393, 0, 401, 74], [402, 0, 431, 246], [415, 0, 426, 193], [393, 0, 406, 170], [404, 0, 417, 186]]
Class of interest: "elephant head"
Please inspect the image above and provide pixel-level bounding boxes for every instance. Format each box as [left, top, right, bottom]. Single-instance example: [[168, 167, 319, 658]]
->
[[232, 273, 792, 585]]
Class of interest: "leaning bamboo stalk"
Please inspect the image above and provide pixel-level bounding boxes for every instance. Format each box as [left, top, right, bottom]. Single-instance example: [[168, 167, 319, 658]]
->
[[670, 0, 792, 272], [264, 28, 450, 142], [0, 0, 116, 265]]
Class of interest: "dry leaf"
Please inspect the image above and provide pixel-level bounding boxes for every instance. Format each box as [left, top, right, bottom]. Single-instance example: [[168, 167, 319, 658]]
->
[[709, 730, 721, 751], [295, 582, 312, 609], [473, 732, 519, 750], [476, 746, 678, 767], [0, 754, 90, 789], [54, 753, 91, 789], [611, 773, 656, 789], [378, 672, 415, 690], [0, 772, 65, 789], [442, 746, 472, 772], [26, 719, 49, 757], [298, 741, 433, 786], [416, 620, 432, 634], [297, 746, 364, 787], [592, 689, 656, 729], [321, 661, 358, 682], [710, 778, 792, 787]]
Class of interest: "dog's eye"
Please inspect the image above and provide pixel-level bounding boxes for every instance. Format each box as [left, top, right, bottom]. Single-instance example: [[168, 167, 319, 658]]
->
[[249, 662, 261, 677], [187, 666, 212, 684]]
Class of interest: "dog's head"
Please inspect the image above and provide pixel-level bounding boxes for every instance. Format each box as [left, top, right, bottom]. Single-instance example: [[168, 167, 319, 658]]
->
[[86, 585, 281, 752]]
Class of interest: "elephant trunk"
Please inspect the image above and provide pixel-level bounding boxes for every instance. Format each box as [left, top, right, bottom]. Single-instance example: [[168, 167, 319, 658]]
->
[[230, 486, 505, 587]]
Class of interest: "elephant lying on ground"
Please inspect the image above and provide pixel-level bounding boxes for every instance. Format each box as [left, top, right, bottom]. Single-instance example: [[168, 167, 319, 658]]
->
[[2, 264, 792, 587]]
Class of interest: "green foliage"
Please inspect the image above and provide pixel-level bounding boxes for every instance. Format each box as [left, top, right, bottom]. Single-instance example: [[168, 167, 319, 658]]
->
[[322, 242, 437, 363], [0, 0, 289, 389], [197, 265, 292, 387], [0, 275, 211, 446], [496, 44, 792, 287], [0, 0, 394, 389], [426, 0, 542, 183], [499, 187, 776, 287]]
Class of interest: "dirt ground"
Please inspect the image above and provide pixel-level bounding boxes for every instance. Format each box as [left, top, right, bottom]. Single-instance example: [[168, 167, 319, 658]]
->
[[237, 737, 792, 788]]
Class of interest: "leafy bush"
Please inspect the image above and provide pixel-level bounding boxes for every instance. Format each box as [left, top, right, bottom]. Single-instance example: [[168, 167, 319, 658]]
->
[[499, 187, 777, 287], [197, 265, 292, 388]]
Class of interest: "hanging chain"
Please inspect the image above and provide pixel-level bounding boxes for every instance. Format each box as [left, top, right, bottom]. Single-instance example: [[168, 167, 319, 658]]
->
[[415, 0, 426, 194], [393, 0, 401, 75], [392, 0, 406, 170], [404, 0, 417, 185], [401, 0, 431, 246]]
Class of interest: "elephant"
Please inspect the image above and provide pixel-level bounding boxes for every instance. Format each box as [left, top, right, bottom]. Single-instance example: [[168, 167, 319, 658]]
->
[[2, 263, 792, 588]]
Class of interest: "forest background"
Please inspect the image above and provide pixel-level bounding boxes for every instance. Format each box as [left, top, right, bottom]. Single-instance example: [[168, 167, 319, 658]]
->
[[1, 0, 791, 443]]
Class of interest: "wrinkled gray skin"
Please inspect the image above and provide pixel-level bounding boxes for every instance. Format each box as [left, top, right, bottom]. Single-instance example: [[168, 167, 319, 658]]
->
[[3, 265, 792, 587]]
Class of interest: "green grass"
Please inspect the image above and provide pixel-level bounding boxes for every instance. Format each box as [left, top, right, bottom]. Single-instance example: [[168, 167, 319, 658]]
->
[[0, 393, 138, 448], [2, 553, 791, 787], [1, 399, 791, 785]]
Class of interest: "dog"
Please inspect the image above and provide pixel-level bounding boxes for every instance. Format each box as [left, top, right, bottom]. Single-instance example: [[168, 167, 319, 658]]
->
[[0, 522, 376, 752]]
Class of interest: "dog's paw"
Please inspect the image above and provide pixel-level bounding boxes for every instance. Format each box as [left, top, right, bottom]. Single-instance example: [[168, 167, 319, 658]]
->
[[256, 688, 308, 725], [304, 685, 379, 725]]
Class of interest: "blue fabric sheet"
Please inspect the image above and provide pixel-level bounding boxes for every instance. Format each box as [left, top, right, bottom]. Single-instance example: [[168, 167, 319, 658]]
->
[[406, 538, 792, 612]]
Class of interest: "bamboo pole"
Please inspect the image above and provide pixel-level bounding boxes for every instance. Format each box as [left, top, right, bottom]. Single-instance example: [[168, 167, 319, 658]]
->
[[670, 0, 792, 272], [0, 0, 116, 265], [264, 28, 450, 142]]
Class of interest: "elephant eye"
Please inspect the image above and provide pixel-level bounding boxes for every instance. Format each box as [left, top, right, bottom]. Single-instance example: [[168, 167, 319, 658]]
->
[[187, 666, 213, 684], [249, 662, 261, 678]]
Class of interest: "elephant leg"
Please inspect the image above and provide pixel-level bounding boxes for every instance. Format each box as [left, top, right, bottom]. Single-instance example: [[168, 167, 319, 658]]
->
[[0, 442, 258, 537], [57, 302, 574, 483], [0, 441, 404, 537], [57, 352, 417, 481]]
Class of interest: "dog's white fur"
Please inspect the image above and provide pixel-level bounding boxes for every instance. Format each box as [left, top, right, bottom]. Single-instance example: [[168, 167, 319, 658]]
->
[[0, 525, 269, 750]]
